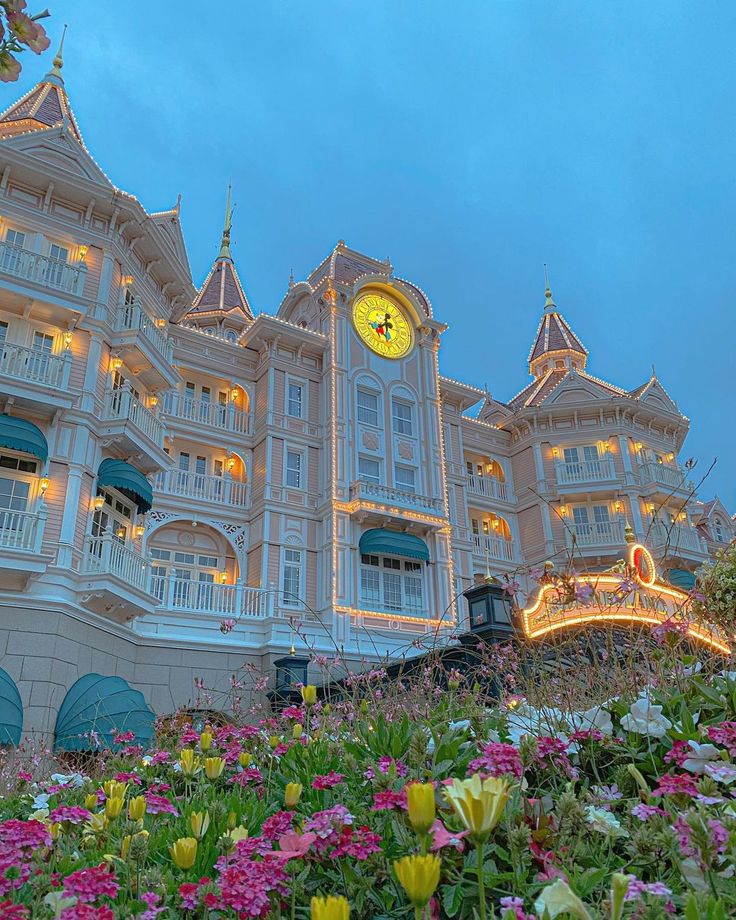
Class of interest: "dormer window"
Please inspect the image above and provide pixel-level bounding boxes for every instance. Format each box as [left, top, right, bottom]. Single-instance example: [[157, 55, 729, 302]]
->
[[714, 518, 724, 542]]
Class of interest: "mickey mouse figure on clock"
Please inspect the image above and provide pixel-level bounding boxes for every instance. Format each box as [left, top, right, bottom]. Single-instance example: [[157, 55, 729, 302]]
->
[[352, 291, 415, 359]]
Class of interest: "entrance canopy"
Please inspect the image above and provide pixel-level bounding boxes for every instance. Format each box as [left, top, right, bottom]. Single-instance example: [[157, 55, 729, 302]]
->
[[97, 459, 153, 514]]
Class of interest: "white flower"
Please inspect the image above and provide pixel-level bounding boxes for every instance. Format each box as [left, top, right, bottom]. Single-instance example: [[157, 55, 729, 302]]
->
[[49, 772, 86, 788], [704, 762, 736, 785], [29, 792, 51, 810], [535, 879, 593, 920], [681, 740, 721, 774], [682, 661, 703, 677], [44, 891, 78, 914], [29, 808, 49, 821], [585, 805, 628, 838], [569, 704, 613, 736], [620, 698, 672, 738]]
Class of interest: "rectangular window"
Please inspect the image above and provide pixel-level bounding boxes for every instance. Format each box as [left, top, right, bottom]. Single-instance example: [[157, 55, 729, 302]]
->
[[195, 455, 207, 475], [583, 445, 600, 462], [287, 382, 303, 418], [392, 400, 413, 436], [49, 243, 68, 262], [32, 331, 54, 354], [282, 548, 301, 605], [572, 506, 589, 526], [0, 476, 30, 512], [592, 505, 610, 524], [5, 229, 25, 247], [395, 465, 416, 493], [178, 452, 190, 471], [471, 518, 480, 535], [357, 388, 379, 427], [0, 455, 37, 473], [0, 321, 8, 344], [563, 447, 579, 464], [286, 450, 302, 489], [358, 456, 380, 485], [359, 553, 425, 615], [360, 566, 380, 607], [382, 570, 402, 610]]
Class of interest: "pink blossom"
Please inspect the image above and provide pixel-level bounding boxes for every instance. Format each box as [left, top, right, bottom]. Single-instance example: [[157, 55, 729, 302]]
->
[[651, 773, 699, 797], [144, 792, 178, 816], [430, 818, 467, 852], [631, 803, 667, 821], [215, 847, 290, 917], [149, 751, 171, 765], [0, 901, 29, 919], [664, 740, 690, 766], [275, 830, 316, 859], [707, 721, 736, 757], [62, 863, 119, 903], [311, 771, 345, 789], [48, 805, 92, 825], [140, 891, 166, 920], [280, 706, 303, 721], [330, 824, 382, 860], [304, 805, 353, 851], [261, 810, 294, 841], [469, 742, 523, 780], [60, 907, 115, 920], [371, 788, 407, 811], [623, 877, 673, 901], [500, 896, 536, 920], [179, 882, 200, 911], [377, 755, 407, 776], [112, 731, 135, 744]]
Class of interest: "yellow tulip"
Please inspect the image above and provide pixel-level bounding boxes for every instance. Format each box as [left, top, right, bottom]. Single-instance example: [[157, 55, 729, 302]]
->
[[311, 894, 350, 920], [87, 812, 106, 834], [293, 723, 303, 739], [170, 836, 198, 870], [301, 684, 317, 706], [128, 795, 146, 821], [443, 773, 510, 842], [406, 782, 436, 835], [190, 811, 210, 839], [222, 825, 249, 849], [84, 793, 98, 810], [323, 703, 332, 716], [199, 731, 213, 752], [204, 756, 225, 780], [103, 780, 128, 800], [105, 796, 125, 820], [227, 811, 237, 830], [394, 854, 441, 908], [179, 748, 201, 776], [48, 822, 62, 841], [238, 751, 252, 768], [121, 834, 132, 860], [284, 782, 303, 807], [269, 735, 280, 749]]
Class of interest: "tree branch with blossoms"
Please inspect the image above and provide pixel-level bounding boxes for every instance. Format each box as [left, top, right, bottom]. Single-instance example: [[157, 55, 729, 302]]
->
[[0, 1, 51, 82]]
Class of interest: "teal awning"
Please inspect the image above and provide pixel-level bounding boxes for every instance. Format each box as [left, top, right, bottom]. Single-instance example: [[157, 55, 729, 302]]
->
[[668, 568, 696, 591], [54, 673, 155, 752], [0, 667, 23, 747], [0, 414, 48, 462], [359, 528, 430, 562], [97, 458, 153, 513]]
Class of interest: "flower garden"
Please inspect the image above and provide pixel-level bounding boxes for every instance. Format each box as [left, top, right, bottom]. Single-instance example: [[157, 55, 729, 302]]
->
[[0, 633, 736, 920]]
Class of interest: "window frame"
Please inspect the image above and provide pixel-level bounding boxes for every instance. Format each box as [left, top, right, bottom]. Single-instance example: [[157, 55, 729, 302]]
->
[[391, 398, 414, 436], [359, 553, 425, 615], [286, 377, 305, 419], [285, 448, 304, 490], [357, 387, 380, 428], [281, 547, 303, 607], [358, 455, 381, 485], [394, 464, 417, 493]]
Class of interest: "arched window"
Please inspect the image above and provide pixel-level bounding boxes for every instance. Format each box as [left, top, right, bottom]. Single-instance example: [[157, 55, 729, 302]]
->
[[360, 553, 424, 615]]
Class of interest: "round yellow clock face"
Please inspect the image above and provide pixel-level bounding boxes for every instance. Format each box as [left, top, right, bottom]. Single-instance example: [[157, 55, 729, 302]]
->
[[352, 292, 415, 359]]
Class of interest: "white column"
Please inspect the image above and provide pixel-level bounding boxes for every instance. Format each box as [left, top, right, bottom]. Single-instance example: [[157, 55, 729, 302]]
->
[[57, 464, 85, 568], [80, 330, 104, 414]]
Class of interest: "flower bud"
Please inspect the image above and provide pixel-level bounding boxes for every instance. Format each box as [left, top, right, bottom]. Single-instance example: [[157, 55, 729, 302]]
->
[[284, 782, 303, 807], [127, 795, 146, 822], [170, 836, 197, 870], [199, 731, 213, 752], [301, 684, 317, 706], [238, 751, 252, 768]]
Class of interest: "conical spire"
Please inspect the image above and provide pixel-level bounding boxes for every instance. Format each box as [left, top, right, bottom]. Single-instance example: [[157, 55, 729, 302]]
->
[[218, 184, 233, 260], [527, 269, 588, 378]]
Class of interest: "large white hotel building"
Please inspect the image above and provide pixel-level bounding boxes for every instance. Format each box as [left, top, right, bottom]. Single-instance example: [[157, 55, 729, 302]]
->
[[0, 51, 732, 741]]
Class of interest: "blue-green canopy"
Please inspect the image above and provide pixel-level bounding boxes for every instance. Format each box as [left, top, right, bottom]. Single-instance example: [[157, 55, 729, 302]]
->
[[668, 568, 697, 591], [0, 667, 23, 746], [54, 673, 155, 752], [97, 459, 153, 513], [0, 414, 48, 462], [359, 528, 430, 562]]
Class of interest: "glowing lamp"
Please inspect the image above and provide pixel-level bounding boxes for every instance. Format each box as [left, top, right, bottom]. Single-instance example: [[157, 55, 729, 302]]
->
[[123, 274, 134, 287], [134, 524, 145, 538], [614, 500, 623, 513], [154, 318, 166, 329], [111, 356, 123, 371], [226, 456, 235, 472], [149, 395, 159, 408], [220, 572, 228, 584], [560, 505, 568, 516], [39, 476, 49, 494], [635, 442, 643, 451], [115, 526, 126, 539], [647, 504, 655, 514], [62, 330, 73, 349], [94, 494, 105, 511], [78, 245, 88, 260], [230, 389, 239, 402], [552, 447, 559, 458]]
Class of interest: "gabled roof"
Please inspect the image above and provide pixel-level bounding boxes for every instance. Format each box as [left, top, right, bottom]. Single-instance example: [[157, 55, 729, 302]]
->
[[506, 367, 625, 410], [307, 240, 390, 288], [628, 374, 682, 415], [0, 40, 84, 146], [150, 200, 191, 277]]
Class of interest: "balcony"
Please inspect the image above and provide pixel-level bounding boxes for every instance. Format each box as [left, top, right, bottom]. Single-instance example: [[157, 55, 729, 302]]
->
[[555, 457, 616, 487], [154, 469, 249, 508], [151, 575, 272, 618], [99, 386, 167, 470], [163, 393, 251, 436], [638, 461, 694, 497], [0, 342, 74, 413], [565, 519, 625, 549], [111, 301, 177, 389], [466, 473, 512, 503], [0, 241, 86, 299], [471, 533, 516, 562], [349, 480, 445, 518], [0, 507, 49, 588], [79, 534, 156, 619], [648, 523, 707, 558]]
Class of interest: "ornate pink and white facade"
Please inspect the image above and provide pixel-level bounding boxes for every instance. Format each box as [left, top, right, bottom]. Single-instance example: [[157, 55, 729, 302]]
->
[[0, 55, 732, 737]]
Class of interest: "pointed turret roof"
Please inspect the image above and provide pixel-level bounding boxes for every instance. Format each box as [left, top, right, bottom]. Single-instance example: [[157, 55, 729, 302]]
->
[[528, 273, 588, 377], [0, 28, 84, 145], [187, 187, 254, 321]]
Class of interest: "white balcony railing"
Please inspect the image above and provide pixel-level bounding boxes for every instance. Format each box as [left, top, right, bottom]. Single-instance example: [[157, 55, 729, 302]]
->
[[81, 534, 149, 592], [566, 519, 625, 547], [163, 393, 251, 435], [466, 474, 510, 502], [471, 533, 516, 561], [649, 523, 707, 555], [638, 462, 693, 493], [101, 386, 164, 447], [0, 508, 45, 553], [350, 480, 444, 515], [113, 301, 173, 363], [556, 457, 616, 485], [0, 342, 72, 390], [0, 241, 86, 296], [155, 469, 249, 506], [151, 575, 271, 618]]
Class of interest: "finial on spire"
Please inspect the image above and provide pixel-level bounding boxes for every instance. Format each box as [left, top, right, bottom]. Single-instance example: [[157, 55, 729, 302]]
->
[[288, 269, 295, 289], [484, 554, 493, 584], [45, 24, 67, 84], [218, 184, 233, 260], [651, 363, 657, 379], [543, 263, 556, 311], [624, 520, 636, 544]]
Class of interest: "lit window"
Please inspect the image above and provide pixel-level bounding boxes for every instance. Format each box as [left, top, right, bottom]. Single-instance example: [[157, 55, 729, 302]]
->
[[282, 548, 302, 605], [287, 382, 303, 418], [395, 465, 416, 493], [358, 456, 380, 485], [286, 450, 302, 489], [392, 400, 413, 436], [357, 388, 379, 427], [359, 553, 424, 614]]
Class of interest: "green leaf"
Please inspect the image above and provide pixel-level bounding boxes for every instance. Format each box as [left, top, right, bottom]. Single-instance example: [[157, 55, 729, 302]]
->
[[442, 882, 465, 918]]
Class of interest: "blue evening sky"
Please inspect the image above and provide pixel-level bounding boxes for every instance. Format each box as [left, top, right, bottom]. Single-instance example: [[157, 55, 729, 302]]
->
[[12, 1, 736, 508]]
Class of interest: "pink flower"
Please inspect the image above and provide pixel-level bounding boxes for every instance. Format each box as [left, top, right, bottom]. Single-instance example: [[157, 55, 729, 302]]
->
[[48, 805, 92, 825], [261, 810, 294, 841], [304, 805, 353, 851], [664, 740, 690, 766], [469, 742, 523, 780], [624, 877, 673, 901], [60, 906, 116, 920], [179, 882, 200, 911], [0, 902, 29, 919], [280, 706, 303, 721], [149, 751, 171, 765], [144, 792, 178, 816], [140, 891, 166, 920], [62, 864, 119, 903], [371, 789, 407, 812], [112, 731, 135, 744], [631, 803, 667, 821], [430, 819, 467, 852], [215, 848, 289, 916], [7, 12, 49, 54], [276, 830, 316, 859], [330, 824, 382, 860], [311, 771, 345, 789], [707, 721, 736, 757], [651, 773, 699, 797], [377, 755, 408, 776]]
